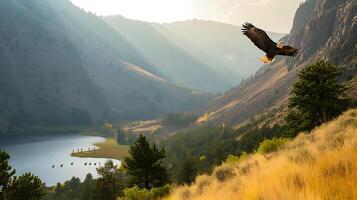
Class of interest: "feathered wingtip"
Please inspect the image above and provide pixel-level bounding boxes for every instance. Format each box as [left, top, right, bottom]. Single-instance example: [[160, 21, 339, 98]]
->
[[241, 22, 255, 34], [292, 49, 300, 57]]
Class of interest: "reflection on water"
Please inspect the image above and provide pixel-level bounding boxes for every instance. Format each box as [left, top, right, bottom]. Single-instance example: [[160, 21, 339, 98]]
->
[[0, 134, 120, 186]]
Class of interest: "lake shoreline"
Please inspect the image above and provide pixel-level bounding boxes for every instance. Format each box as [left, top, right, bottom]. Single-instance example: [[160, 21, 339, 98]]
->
[[71, 138, 129, 160], [0, 134, 120, 186]]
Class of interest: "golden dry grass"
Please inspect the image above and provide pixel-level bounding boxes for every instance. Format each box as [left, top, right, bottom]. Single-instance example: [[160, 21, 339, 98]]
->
[[123, 120, 163, 134], [71, 138, 129, 160], [166, 109, 357, 200]]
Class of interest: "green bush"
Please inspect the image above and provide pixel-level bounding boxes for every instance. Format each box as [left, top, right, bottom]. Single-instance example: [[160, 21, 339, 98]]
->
[[119, 185, 171, 200], [257, 138, 289, 154], [149, 184, 171, 199], [120, 186, 150, 200], [225, 152, 248, 164]]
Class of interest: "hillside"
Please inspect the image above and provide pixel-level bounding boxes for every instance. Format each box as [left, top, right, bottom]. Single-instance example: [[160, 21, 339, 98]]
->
[[0, 0, 207, 132], [104, 17, 286, 93], [196, 0, 357, 127], [167, 109, 357, 200], [104, 16, 233, 93]]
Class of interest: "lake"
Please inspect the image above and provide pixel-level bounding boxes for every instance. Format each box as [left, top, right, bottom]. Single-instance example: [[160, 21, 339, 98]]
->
[[0, 134, 120, 186]]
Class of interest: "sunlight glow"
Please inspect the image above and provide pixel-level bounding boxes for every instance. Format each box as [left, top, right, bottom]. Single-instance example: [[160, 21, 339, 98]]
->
[[70, 0, 305, 32], [70, 0, 194, 23]]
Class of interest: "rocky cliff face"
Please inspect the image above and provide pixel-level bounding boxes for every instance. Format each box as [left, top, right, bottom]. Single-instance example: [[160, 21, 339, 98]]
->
[[197, 0, 357, 127], [289, 0, 357, 68]]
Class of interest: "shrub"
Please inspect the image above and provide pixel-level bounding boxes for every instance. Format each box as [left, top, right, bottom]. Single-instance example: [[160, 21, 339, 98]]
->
[[225, 154, 240, 164], [120, 186, 150, 200], [225, 152, 248, 164], [213, 166, 235, 182], [119, 185, 171, 200], [257, 138, 289, 154], [149, 184, 171, 199]]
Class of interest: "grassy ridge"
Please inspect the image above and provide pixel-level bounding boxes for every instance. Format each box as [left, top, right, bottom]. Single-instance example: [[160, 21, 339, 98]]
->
[[166, 109, 357, 200], [71, 138, 129, 160]]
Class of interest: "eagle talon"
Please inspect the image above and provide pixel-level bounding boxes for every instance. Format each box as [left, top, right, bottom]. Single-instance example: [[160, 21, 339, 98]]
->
[[261, 56, 272, 64]]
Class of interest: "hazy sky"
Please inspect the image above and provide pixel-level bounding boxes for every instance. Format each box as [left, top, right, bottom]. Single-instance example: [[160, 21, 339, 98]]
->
[[70, 0, 304, 33]]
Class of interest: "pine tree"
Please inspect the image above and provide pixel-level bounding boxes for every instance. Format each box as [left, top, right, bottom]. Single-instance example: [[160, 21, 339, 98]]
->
[[1, 150, 45, 200], [123, 135, 169, 189], [6, 173, 45, 200], [92, 160, 124, 200], [0, 150, 15, 200], [176, 157, 197, 184], [80, 174, 93, 200], [285, 60, 350, 136]]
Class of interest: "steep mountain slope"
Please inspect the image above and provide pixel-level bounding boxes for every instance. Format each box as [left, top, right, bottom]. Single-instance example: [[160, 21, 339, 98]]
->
[[104, 16, 234, 93], [0, 0, 207, 132], [157, 20, 285, 78], [197, 0, 357, 127], [104, 17, 285, 92], [167, 109, 357, 200]]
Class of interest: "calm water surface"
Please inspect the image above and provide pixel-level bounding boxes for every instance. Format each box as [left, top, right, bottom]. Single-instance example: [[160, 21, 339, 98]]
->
[[0, 134, 120, 186]]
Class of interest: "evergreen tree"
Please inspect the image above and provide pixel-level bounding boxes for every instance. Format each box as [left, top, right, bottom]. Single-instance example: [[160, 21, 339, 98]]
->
[[92, 160, 124, 200], [285, 60, 350, 136], [1, 150, 45, 200], [6, 173, 45, 200], [0, 150, 15, 200], [80, 174, 93, 200], [123, 135, 169, 189], [63, 177, 81, 200], [175, 157, 197, 184]]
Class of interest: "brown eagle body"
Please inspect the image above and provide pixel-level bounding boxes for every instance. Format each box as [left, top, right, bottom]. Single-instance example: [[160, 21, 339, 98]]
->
[[241, 22, 299, 64]]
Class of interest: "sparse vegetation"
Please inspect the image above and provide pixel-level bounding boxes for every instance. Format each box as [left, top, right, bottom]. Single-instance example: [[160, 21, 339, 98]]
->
[[166, 109, 357, 200]]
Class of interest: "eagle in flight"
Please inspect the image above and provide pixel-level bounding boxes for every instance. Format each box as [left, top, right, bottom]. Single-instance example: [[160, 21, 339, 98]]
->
[[242, 23, 299, 64]]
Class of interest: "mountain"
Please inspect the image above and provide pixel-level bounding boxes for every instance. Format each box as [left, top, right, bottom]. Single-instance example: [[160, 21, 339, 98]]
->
[[104, 16, 233, 93], [104, 17, 285, 93], [196, 0, 357, 127], [0, 0, 207, 132]]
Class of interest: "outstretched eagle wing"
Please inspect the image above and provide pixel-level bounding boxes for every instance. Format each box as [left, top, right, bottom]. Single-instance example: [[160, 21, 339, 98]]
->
[[278, 46, 299, 57], [241, 22, 276, 53]]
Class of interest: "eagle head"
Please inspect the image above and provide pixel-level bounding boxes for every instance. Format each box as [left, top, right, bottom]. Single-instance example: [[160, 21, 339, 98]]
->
[[276, 41, 285, 49]]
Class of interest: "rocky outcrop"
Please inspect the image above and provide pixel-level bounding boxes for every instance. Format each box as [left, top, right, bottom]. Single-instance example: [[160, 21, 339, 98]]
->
[[289, 0, 357, 68]]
